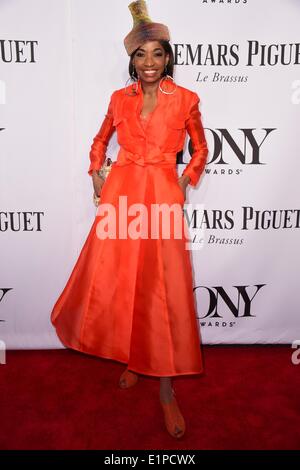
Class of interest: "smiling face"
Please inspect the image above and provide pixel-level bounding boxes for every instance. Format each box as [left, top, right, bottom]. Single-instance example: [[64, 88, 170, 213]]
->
[[132, 40, 169, 84]]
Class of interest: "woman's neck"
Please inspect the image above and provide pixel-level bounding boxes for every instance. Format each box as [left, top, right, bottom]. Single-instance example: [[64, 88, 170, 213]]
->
[[140, 80, 159, 97]]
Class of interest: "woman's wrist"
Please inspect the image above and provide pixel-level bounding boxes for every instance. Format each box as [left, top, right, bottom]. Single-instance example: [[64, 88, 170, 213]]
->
[[180, 174, 191, 186], [92, 170, 104, 181]]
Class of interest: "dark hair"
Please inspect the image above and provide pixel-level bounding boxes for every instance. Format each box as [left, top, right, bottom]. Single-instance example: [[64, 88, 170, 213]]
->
[[128, 40, 174, 79]]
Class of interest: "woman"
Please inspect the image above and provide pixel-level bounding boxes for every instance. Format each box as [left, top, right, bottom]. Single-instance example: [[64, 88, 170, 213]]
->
[[51, 0, 208, 439]]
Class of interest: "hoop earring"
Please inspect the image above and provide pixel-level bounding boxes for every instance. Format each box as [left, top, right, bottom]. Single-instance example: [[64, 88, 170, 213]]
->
[[124, 66, 139, 95], [159, 65, 177, 95]]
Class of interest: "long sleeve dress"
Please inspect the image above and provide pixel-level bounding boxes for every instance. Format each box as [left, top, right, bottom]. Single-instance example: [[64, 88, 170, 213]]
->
[[51, 79, 209, 377]]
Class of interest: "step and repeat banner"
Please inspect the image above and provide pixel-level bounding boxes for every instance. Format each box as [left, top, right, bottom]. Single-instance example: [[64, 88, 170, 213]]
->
[[0, 0, 299, 349]]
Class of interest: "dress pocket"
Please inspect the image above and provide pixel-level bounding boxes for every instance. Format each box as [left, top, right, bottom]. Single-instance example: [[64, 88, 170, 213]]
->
[[166, 118, 186, 150], [171, 169, 185, 206]]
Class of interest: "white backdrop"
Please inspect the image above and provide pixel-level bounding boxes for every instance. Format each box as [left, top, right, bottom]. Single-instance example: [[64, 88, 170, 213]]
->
[[0, 0, 299, 348]]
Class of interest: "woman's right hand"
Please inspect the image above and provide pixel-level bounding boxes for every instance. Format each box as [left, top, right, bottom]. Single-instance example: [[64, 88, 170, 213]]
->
[[92, 171, 105, 197]]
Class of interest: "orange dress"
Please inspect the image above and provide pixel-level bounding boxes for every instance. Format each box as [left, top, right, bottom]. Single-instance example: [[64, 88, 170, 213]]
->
[[51, 79, 208, 377]]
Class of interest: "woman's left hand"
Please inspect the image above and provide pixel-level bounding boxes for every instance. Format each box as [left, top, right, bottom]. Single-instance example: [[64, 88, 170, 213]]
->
[[177, 175, 191, 202]]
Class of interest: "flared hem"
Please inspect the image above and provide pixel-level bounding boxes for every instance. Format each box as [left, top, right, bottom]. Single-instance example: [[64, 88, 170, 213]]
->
[[52, 326, 204, 378]]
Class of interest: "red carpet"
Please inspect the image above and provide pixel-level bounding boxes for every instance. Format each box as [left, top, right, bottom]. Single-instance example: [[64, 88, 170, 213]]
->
[[0, 346, 299, 450]]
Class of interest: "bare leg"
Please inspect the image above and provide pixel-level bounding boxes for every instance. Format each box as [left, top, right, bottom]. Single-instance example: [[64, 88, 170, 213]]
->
[[160, 377, 174, 403], [159, 376, 185, 438]]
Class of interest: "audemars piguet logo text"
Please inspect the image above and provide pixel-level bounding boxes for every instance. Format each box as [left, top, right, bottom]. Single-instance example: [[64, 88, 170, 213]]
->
[[0, 212, 44, 232], [175, 41, 300, 67], [0, 40, 38, 63]]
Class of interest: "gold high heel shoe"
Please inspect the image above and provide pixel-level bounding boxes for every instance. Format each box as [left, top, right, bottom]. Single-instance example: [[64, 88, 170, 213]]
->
[[160, 388, 186, 439], [119, 367, 139, 389]]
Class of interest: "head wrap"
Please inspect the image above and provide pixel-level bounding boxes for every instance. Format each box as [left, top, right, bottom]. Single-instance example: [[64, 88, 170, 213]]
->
[[124, 0, 170, 56]]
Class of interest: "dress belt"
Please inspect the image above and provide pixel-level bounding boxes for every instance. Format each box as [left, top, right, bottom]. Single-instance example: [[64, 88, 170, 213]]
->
[[115, 148, 177, 168]]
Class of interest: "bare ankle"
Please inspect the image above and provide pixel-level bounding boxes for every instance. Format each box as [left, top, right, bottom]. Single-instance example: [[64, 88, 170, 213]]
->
[[160, 377, 174, 402]]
